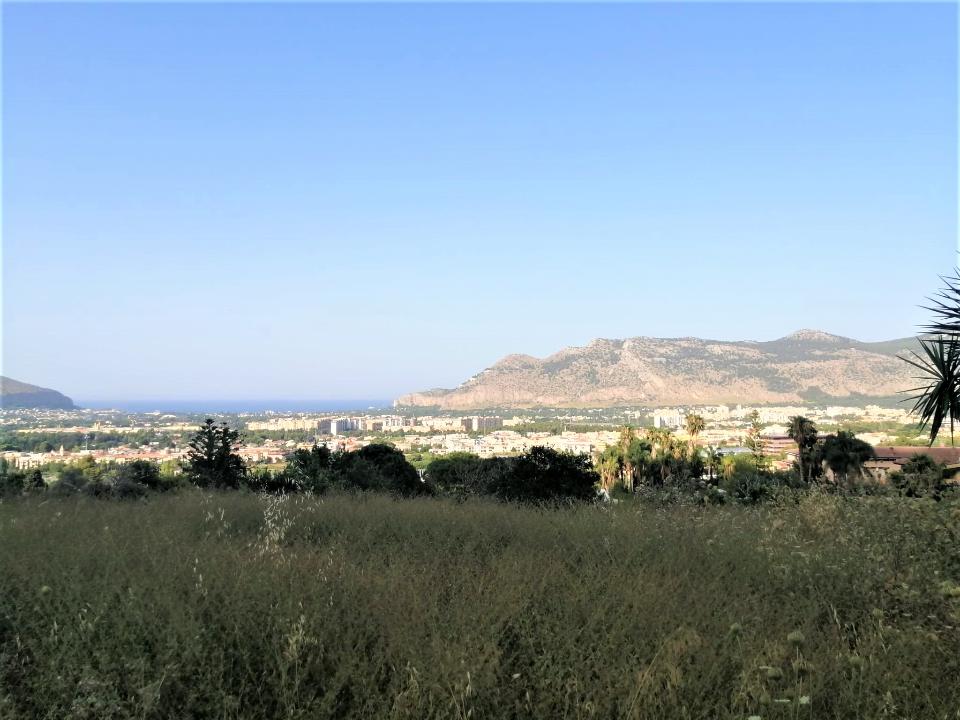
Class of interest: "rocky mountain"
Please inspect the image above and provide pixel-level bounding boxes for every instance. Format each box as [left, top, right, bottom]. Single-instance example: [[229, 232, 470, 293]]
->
[[395, 330, 922, 409], [0, 376, 76, 410]]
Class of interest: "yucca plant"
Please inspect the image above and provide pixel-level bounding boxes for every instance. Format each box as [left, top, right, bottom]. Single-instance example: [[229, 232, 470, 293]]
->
[[901, 272, 960, 448], [902, 336, 960, 446], [922, 270, 960, 336]]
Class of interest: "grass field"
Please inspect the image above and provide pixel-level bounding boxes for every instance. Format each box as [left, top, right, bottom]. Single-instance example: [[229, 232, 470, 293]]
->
[[2, 492, 959, 719]]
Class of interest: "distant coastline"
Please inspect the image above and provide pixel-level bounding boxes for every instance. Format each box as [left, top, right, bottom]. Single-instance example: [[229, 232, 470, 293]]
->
[[73, 399, 393, 414]]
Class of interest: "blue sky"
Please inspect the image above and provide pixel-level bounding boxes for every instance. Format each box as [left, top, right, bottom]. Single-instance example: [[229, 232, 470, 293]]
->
[[2, 2, 957, 403]]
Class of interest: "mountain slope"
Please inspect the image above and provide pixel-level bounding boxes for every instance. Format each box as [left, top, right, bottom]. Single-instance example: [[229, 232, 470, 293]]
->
[[0, 377, 76, 410], [395, 331, 921, 409]]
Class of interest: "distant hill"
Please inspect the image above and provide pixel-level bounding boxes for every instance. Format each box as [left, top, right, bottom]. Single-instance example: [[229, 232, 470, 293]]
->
[[0, 376, 76, 410], [395, 330, 921, 410]]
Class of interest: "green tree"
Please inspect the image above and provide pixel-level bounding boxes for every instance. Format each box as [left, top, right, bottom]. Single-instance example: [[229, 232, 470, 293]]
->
[[28, 468, 45, 490], [0, 458, 26, 497], [820, 431, 875, 491], [787, 415, 818, 483], [646, 427, 676, 486], [117, 460, 164, 491], [494, 446, 598, 503], [685, 414, 705, 442], [720, 454, 773, 505], [595, 445, 624, 492], [703, 445, 723, 484], [425, 452, 491, 497], [244, 466, 301, 494], [624, 437, 653, 489], [184, 419, 246, 490], [285, 444, 333, 493], [744, 412, 768, 473], [333, 443, 425, 496], [618, 426, 636, 491]]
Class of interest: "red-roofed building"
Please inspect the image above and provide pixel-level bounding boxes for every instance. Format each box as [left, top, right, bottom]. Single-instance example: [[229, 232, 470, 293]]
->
[[865, 447, 960, 483]]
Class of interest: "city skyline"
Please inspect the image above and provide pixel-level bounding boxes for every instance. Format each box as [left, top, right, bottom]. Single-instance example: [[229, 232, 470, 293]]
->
[[3, 2, 957, 401]]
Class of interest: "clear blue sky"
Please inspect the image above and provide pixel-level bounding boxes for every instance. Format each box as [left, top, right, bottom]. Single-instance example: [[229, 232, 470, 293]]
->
[[2, 2, 957, 404]]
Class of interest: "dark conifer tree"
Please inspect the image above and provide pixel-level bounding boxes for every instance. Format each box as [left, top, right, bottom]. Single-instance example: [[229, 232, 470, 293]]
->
[[185, 419, 246, 489]]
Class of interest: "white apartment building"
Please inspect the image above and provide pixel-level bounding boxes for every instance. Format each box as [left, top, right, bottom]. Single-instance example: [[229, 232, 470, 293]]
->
[[653, 409, 685, 429], [461, 416, 504, 433]]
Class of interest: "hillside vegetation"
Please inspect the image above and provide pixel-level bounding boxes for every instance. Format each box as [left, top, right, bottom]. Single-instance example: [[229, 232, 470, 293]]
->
[[0, 376, 75, 410], [2, 492, 958, 719]]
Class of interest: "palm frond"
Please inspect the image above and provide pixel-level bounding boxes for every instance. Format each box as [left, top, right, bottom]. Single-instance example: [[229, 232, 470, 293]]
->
[[899, 336, 960, 444], [922, 270, 960, 337]]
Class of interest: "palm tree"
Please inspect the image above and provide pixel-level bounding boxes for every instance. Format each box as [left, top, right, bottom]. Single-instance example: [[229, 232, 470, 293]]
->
[[685, 414, 705, 443], [902, 336, 960, 447], [618, 426, 636, 490], [596, 445, 624, 492], [787, 416, 818, 483], [645, 428, 673, 486], [704, 445, 723, 484], [625, 438, 653, 488]]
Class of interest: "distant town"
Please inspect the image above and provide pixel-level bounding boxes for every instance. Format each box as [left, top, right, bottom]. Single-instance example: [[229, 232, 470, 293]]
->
[[0, 401, 926, 477]]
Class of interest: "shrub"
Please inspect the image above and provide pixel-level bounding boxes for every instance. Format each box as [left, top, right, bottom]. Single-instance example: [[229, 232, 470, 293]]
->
[[0, 460, 26, 497], [333, 443, 426, 497], [890, 453, 948, 499], [284, 445, 332, 493], [49, 467, 86, 496], [425, 452, 511, 498], [117, 460, 166, 492], [494, 446, 598, 503], [244, 466, 302, 494]]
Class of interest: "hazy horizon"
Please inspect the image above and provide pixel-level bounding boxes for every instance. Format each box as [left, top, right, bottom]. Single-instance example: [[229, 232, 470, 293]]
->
[[3, 3, 957, 401], [0, 326, 924, 405]]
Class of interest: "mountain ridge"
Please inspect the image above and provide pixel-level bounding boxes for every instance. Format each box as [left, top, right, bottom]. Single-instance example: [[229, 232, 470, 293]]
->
[[396, 330, 921, 410], [0, 376, 76, 410]]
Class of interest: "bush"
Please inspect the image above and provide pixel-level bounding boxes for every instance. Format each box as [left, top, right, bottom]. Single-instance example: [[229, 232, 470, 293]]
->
[[284, 445, 332, 493], [333, 444, 426, 497], [494, 446, 598, 503], [0, 460, 26, 497], [425, 453, 514, 498], [116, 460, 165, 492], [890, 453, 948, 499], [49, 467, 86, 496], [244, 466, 302, 494]]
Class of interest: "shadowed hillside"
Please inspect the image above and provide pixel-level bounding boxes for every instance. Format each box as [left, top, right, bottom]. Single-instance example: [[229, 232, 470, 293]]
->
[[0, 376, 75, 410]]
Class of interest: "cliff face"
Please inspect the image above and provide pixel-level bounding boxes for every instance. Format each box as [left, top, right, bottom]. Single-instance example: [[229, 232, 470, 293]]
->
[[0, 377, 76, 410], [395, 331, 920, 409]]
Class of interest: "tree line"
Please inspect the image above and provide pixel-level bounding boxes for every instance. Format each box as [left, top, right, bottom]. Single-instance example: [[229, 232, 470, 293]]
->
[[1, 419, 599, 503], [4, 414, 951, 503]]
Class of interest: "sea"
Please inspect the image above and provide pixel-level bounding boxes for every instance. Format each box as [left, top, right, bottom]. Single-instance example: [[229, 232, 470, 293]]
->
[[74, 399, 393, 414]]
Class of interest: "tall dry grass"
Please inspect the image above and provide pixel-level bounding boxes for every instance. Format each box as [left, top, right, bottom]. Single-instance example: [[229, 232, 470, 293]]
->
[[1, 491, 958, 719]]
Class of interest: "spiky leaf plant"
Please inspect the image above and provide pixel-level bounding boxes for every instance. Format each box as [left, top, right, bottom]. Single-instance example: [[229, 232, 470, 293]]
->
[[902, 336, 960, 446]]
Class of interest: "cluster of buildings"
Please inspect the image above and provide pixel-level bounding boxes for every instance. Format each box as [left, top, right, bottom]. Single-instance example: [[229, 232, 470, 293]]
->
[[2, 403, 936, 484], [390, 430, 620, 458], [651, 403, 913, 432], [246, 414, 504, 435], [2, 439, 300, 470]]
